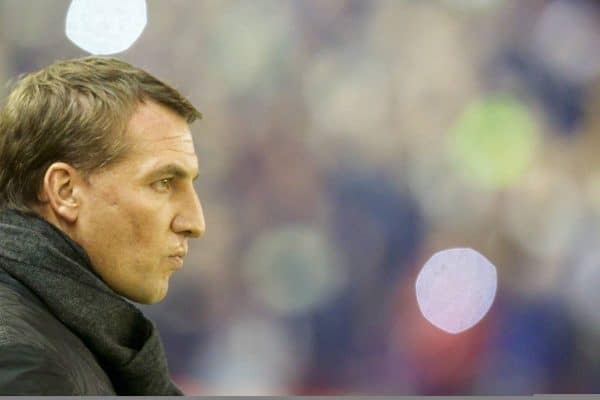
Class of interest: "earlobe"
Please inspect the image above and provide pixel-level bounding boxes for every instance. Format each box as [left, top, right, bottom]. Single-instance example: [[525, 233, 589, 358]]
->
[[42, 162, 81, 224]]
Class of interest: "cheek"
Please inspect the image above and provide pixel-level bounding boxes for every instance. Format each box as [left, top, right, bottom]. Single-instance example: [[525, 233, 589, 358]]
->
[[89, 184, 172, 252], [121, 200, 170, 250]]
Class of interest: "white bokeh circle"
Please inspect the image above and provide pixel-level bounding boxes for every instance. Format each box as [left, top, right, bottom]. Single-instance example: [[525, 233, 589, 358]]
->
[[65, 0, 147, 55], [416, 248, 497, 334]]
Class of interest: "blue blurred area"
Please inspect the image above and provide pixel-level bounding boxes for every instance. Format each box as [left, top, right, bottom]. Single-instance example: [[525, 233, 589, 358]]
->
[[1, 0, 599, 394]]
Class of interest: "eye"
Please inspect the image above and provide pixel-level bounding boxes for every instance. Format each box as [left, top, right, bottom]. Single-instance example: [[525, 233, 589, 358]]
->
[[152, 178, 173, 192]]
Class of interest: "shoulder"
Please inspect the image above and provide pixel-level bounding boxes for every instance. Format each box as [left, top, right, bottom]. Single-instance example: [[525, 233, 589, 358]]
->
[[0, 275, 59, 349], [0, 280, 80, 394], [0, 343, 79, 395], [0, 274, 115, 395]]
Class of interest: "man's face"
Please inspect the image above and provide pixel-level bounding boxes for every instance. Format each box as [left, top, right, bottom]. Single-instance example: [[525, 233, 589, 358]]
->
[[75, 100, 205, 304]]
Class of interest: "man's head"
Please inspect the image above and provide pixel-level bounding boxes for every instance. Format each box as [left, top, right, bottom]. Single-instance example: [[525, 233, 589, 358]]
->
[[0, 56, 206, 303]]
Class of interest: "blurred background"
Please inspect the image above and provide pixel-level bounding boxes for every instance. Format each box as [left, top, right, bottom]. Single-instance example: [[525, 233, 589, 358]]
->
[[1, 0, 599, 395]]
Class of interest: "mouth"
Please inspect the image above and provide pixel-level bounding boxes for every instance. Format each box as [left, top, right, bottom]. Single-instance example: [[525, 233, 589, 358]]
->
[[168, 255, 184, 269]]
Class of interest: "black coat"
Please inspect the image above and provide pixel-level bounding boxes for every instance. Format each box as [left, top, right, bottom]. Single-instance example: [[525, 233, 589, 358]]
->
[[0, 271, 115, 394]]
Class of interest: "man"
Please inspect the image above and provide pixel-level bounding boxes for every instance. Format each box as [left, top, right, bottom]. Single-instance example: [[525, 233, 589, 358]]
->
[[0, 56, 205, 394]]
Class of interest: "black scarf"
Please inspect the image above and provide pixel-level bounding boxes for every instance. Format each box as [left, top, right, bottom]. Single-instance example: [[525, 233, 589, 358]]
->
[[0, 209, 183, 395]]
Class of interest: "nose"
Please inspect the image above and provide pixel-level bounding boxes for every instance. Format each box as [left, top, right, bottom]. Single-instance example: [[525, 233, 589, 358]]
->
[[172, 186, 206, 238]]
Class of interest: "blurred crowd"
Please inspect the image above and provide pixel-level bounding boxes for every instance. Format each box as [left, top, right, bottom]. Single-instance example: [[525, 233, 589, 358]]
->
[[1, 0, 599, 394]]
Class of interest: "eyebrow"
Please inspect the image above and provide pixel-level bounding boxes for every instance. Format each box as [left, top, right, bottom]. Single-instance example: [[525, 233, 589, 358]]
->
[[150, 163, 199, 182]]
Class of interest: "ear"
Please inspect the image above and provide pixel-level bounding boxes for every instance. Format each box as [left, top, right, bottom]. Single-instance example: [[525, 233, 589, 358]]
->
[[38, 162, 84, 224]]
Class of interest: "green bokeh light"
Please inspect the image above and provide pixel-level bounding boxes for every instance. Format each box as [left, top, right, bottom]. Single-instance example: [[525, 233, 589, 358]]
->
[[450, 95, 539, 189]]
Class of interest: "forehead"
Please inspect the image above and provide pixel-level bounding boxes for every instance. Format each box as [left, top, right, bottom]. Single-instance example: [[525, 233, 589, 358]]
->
[[124, 100, 198, 170]]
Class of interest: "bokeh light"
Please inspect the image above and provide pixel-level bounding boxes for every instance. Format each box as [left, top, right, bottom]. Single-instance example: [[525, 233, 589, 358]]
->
[[65, 0, 147, 55], [303, 47, 391, 159], [192, 316, 303, 395], [416, 248, 497, 334], [204, 1, 295, 94], [242, 225, 344, 317], [450, 95, 539, 189]]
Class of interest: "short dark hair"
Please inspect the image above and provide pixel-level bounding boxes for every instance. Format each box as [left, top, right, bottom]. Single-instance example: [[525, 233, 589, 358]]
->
[[0, 56, 202, 213]]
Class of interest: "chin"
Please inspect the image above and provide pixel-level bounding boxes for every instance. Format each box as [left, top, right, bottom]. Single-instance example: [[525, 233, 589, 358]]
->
[[122, 287, 168, 305]]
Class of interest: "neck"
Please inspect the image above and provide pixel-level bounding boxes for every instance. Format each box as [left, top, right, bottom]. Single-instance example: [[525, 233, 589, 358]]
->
[[31, 204, 78, 243]]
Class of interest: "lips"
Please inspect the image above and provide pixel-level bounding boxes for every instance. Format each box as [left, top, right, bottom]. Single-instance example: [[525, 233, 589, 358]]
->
[[169, 246, 187, 269], [168, 255, 184, 269]]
